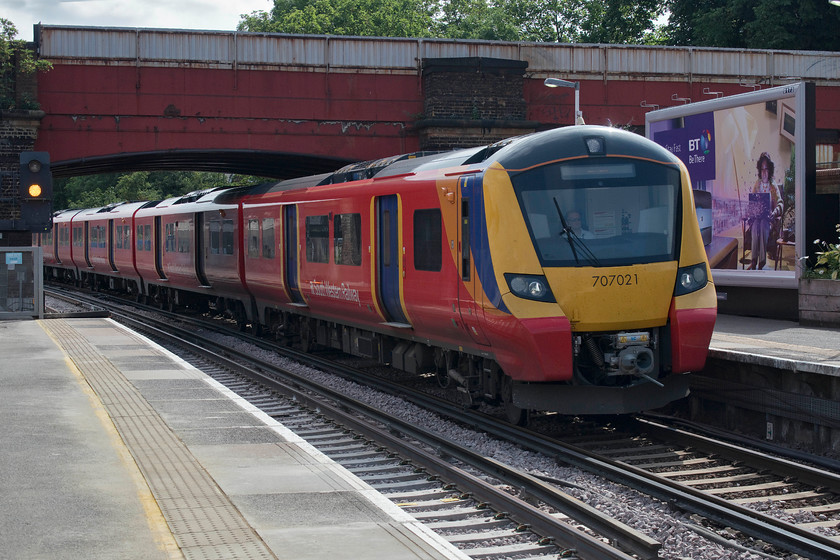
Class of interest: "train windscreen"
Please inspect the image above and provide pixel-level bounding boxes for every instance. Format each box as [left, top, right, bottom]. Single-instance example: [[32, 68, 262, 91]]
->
[[511, 158, 681, 267]]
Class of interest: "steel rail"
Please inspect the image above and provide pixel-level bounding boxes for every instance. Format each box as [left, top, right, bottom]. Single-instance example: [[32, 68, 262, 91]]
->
[[631, 415, 840, 494]]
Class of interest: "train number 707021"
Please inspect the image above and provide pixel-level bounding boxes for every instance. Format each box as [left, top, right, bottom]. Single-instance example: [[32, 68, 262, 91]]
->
[[592, 274, 639, 287]]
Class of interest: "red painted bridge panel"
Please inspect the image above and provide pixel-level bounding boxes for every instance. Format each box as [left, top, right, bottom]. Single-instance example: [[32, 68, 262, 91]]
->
[[32, 27, 840, 175], [38, 66, 423, 165]]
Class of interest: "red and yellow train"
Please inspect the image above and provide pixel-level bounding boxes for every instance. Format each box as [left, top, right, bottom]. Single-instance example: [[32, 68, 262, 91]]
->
[[37, 126, 717, 421]]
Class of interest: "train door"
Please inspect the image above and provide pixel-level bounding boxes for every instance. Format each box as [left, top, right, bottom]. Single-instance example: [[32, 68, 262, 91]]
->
[[458, 176, 490, 345], [195, 212, 210, 287], [376, 195, 409, 325], [154, 216, 166, 280], [108, 219, 118, 272], [284, 205, 305, 304], [84, 222, 91, 267], [55, 225, 61, 264]]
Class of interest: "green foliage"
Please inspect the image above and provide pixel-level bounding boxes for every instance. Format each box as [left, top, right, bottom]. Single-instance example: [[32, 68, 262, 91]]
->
[[238, 0, 667, 45], [804, 224, 840, 280], [239, 0, 438, 37], [579, 0, 666, 44], [434, 0, 520, 41], [55, 171, 266, 210], [664, 0, 840, 51], [1, 18, 52, 110]]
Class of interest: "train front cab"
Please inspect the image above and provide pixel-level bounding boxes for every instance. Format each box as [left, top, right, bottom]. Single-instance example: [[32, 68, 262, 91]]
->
[[478, 126, 717, 415]]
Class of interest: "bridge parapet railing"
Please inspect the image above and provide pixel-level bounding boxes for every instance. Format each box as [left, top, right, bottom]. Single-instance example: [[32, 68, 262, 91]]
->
[[36, 26, 840, 86]]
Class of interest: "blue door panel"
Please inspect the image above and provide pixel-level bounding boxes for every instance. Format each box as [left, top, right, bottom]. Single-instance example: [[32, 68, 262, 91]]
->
[[284, 205, 304, 304], [378, 195, 408, 324]]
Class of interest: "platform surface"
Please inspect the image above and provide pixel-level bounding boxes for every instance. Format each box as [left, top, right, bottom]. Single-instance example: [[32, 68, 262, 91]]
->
[[0, 318, 468, 560], [711, 313, 840, 375]]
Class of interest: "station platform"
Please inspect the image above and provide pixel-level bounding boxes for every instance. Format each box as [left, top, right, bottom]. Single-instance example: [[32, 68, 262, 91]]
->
[[0, 317, 469, 560], [710, 313, 840, 375]]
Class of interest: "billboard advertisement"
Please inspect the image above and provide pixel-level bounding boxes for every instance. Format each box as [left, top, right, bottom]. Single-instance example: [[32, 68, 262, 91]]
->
[[646, 84, 807, 289]]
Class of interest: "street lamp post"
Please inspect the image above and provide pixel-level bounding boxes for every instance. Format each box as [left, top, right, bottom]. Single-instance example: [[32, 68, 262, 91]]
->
[[544, 77, 584, 125]]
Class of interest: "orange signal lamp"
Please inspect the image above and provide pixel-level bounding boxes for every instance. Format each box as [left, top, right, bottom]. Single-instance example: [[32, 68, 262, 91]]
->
[[28, 183, 43, 197]]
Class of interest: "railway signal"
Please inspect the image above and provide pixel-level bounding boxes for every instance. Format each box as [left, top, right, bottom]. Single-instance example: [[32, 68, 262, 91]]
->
[[19, 151, 53, 232]]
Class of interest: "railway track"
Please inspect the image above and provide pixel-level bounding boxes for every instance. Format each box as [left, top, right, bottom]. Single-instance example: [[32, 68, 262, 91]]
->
[[46, 287, 840, 559]]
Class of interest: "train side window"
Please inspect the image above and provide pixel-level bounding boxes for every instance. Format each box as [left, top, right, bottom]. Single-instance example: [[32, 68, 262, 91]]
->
[[73, 227, 83, 247], [262, 218, 275, 259], [382, 211, 391, 267], [177, 221, 191, 253], [305, 215, 329, 263], [115, 225, 123, 249], [165, 223, 175, 252], [221, 219, 234, 255], [144, 225, 152, 251], [136, 225, 144, 251], [414, 209, 441, 272], [209, 220, 220, 254], [248, 219, 260, 258], [334, 213, 361, 266]]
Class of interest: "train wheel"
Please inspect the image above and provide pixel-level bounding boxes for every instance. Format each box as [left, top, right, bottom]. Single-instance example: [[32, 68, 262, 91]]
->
[[501, 375, 529, 426], [299, 319, 316, 353], [435, 350, 451, 388]]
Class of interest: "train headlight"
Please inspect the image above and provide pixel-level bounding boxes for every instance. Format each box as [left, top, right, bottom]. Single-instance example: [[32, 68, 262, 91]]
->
[[674, 263, 708, 296], [504, 273, 556, 302]]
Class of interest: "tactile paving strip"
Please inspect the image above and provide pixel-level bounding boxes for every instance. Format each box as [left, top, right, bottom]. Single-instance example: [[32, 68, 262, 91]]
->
[[43, 319, 276, 560]]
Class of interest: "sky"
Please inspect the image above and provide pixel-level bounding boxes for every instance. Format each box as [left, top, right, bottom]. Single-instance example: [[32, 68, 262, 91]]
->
[[4, 0, 274, 42]]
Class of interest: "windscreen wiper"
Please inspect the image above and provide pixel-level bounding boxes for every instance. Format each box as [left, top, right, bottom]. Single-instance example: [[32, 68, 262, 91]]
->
[[553, 197, 602, 267], [553, 198, 580, 265]]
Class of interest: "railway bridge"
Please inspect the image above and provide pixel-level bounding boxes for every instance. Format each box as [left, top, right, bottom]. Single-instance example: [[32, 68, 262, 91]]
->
[[13, 25, 840, 180]]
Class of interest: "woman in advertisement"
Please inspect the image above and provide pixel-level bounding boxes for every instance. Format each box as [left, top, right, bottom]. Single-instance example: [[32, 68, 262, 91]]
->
[[747, 152, 784, 270]]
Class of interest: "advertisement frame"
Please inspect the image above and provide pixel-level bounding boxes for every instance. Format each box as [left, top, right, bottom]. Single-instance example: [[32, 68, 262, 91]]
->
[[645, 83, 808, 289]]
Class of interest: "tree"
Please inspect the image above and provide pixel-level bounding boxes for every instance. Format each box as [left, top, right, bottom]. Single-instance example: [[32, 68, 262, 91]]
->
[[238, 0, 438, 37], [500, 0, 588, 43], [239, 0, 666, 45], [580, 0, 666, 45], [55, 171, 266, 210], [665, 0, 840, 51], [434, 0, 520, 41], [1, 18, 52, 110]]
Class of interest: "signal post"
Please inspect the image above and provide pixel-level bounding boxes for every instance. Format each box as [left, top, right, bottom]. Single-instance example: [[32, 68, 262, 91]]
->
[[0, 110, 50, 317]]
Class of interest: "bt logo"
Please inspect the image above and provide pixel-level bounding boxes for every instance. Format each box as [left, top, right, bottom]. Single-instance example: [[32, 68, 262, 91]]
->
[[688, 129, 712, 154]]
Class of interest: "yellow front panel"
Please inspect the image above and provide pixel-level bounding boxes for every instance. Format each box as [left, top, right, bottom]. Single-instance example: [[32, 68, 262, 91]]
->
[[483, 165, 544, 275], [544, 262, 678, 331]]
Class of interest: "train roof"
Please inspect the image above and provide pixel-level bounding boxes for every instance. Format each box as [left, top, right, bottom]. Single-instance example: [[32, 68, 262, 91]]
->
[[211, 126, 680, 205]]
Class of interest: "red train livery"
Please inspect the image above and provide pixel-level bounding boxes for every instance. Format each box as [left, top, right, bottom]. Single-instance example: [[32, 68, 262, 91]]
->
[[36, 126, 717, 421]]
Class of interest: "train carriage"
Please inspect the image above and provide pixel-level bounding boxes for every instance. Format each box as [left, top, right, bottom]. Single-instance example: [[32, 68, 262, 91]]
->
[[134, 189, 254, 322], [49, 209, 83, 283], [34, 222, 58, 268]]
